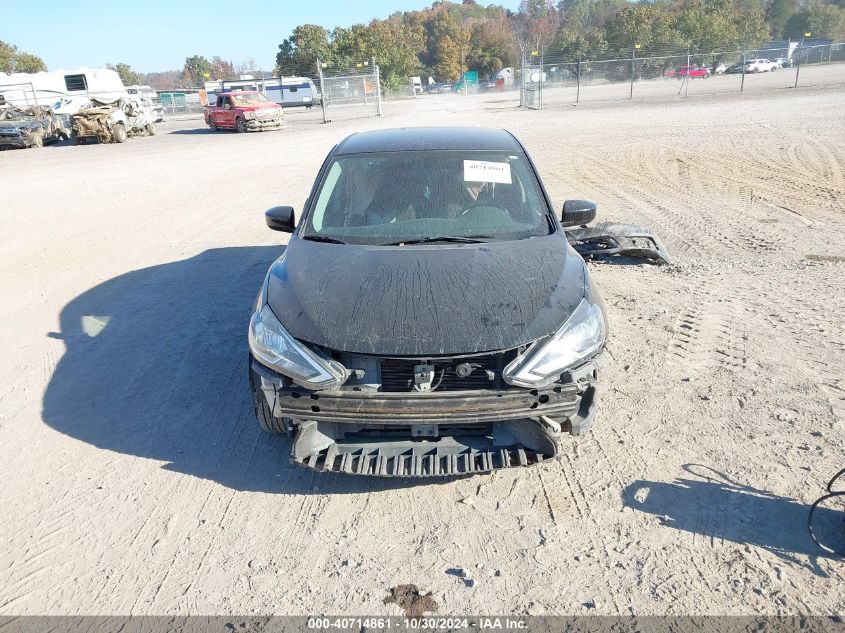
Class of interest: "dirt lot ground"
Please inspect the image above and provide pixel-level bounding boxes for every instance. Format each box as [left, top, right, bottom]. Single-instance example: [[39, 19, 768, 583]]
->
[[1, 65, 844, 616]]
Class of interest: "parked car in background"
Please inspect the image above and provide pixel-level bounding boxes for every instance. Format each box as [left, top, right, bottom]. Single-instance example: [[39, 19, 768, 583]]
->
[[677, 65, 711, 79], [774, 57, 793, 68], [204, 91, 285, 133], [0, 105, 68, 149], [726, 62, 744, 74], [744, 58, 778, 73], [713, 63, 728, 74]]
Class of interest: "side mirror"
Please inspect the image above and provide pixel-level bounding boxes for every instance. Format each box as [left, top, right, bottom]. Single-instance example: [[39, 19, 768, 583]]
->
[[265, 206, 295, 232], [561, 199, 597, 227]]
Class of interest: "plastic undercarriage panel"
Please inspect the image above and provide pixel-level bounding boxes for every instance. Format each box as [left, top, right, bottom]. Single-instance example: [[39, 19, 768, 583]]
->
[[290, 419, 559, 477]]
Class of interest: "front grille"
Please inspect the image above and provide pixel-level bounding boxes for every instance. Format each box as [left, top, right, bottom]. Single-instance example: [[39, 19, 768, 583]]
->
[[379, 352, 514, 392]]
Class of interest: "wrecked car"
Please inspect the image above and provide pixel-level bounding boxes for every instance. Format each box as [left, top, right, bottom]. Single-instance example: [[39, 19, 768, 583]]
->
[[204, 91, 285, 133], [0, 105, 69, 149], [248, 127, 664, 477], [70, 97, 156, 144]]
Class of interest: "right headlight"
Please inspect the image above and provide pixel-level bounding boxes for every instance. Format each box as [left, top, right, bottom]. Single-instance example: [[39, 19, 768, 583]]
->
[[249, 304, 347, 390], [503, 298, 607, 388]]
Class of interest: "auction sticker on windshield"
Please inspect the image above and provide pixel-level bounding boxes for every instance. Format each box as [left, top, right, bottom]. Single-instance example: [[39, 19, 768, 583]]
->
[[463, 160, 512, 184]]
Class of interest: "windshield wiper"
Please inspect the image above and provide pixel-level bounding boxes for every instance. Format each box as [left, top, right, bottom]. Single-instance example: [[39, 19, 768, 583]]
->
[[387, 235, 492, 245], [301, 235, 348, 244]]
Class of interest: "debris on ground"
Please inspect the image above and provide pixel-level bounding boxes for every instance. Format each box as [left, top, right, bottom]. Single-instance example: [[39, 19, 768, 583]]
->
[[383, 584, 438, 616], [446, 567, 475, 587]]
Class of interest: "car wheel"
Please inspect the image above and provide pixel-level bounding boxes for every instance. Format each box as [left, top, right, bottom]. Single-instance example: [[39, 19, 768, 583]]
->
[[30, 133, 44, 148], [253, 389, 290, 436], [111, 123, 128, 143], [236, 117, 247, 133], [145, 122, 157, 135], [208, 118, 217, 131]]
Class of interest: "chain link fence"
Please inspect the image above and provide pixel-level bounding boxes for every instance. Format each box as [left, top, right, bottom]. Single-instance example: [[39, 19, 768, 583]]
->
[[314, 59, 381, 123], [517, 40, 845, 109]]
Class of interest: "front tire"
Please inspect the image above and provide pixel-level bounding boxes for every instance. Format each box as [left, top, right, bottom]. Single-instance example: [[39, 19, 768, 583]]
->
[[253, 389, 290, 436], [145, 122, 157, 135], [208, 118, 217, 131], [111, 123, 127, 143], [30, 133, 44, 148], [235, 117, 247, 134]]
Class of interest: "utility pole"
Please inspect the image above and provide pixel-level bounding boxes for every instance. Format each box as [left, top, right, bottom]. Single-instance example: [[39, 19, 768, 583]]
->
[[795, 32, 811, 88], [740, 49, 746, 93], [685, 45, 691, 97]]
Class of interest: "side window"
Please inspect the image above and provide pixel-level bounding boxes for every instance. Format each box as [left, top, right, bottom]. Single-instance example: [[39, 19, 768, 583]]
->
[[289, 86, 298, 93], [64, 74, 87, 92], [217, 95, 225, 107], [311, 162, 343, 232]]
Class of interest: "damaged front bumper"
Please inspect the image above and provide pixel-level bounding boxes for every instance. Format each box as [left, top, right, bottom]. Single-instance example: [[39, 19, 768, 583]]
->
[[0, 128, 40, 148], [246, 116, 285, 131], [249, 355, 598, 477]]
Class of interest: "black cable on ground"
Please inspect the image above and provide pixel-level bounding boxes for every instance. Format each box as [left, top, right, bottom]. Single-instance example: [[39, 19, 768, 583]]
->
[[808, 467, 845, 557]]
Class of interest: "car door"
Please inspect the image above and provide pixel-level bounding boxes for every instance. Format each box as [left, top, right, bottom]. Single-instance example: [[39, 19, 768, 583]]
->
[[220, 95, 235, 128]]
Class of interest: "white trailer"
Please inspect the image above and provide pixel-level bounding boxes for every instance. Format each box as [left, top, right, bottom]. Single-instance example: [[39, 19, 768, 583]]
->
[[0, 67, 129, 123]]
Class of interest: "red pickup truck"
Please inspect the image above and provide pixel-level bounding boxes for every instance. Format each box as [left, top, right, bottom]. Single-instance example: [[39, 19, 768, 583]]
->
[[204, 91, 285, 133]]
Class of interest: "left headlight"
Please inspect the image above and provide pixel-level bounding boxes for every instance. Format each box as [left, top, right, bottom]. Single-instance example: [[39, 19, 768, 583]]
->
[[249, 304, 347, 390], [503, 298, 607, 388]]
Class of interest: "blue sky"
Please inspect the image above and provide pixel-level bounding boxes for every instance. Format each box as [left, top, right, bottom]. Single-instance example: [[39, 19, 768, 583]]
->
[[4, 0, 521, 73]]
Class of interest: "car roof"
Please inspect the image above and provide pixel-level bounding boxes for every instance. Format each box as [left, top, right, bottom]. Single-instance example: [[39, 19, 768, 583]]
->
[[335, 127, 522, 155]]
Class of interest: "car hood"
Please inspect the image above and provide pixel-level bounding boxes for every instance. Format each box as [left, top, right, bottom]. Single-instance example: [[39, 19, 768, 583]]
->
[[265, 233, 587, 356], [243, 102, 281, 111]]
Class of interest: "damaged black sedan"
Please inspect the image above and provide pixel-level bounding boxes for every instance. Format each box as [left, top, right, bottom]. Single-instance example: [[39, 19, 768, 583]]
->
[[249, 127, 610, 477]]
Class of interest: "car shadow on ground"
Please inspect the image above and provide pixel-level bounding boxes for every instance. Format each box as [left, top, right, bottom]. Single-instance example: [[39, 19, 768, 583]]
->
[[41, 246, 432, 494], [168, 128, 222, 135], [622, 464, 842, 575]]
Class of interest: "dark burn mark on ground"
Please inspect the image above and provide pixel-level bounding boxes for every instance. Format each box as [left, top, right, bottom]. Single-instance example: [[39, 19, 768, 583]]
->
[[383, 584, 438, 616]]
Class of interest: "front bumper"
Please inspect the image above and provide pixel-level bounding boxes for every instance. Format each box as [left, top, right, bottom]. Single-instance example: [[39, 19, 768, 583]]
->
[[246, 116, 285, 130], [0, 130, 37, 148], [249, 355, 599, 477]]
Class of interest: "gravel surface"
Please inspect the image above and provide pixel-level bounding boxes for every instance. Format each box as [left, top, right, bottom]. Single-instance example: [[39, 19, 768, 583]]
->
[[1, 70, 843, 615]]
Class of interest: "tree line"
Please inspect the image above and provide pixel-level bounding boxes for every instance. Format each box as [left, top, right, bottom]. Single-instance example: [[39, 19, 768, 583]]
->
[[2, 0, 843, 91], [275, 0, 845, 90], [0, 40, 47, 74]]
